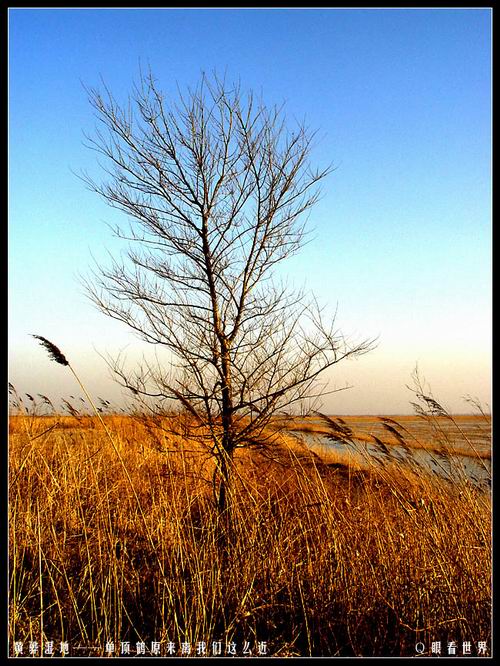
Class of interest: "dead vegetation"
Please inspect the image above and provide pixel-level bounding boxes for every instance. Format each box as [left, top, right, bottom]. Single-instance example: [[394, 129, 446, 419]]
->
[[9, 404, 491, 656]]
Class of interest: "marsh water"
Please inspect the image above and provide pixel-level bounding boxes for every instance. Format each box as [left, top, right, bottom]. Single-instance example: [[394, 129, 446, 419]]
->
[[292, 423, 491, 491]]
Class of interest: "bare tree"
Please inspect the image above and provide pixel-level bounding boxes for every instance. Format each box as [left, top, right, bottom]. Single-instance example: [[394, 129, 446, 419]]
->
[[81, 71, 373, 520]]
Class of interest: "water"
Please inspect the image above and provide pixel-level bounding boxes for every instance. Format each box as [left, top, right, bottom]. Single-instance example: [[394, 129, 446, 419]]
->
[[295, 432, 491, 490]]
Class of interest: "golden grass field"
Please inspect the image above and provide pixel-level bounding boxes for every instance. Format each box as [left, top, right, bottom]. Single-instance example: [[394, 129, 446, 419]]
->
[[9, 410, 491, 657]]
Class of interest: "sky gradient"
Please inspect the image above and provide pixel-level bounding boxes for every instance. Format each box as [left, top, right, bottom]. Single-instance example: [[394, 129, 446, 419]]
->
[[9, 8, 491, 414]]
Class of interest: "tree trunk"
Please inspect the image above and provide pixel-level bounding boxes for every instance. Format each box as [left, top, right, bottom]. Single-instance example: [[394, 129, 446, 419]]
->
[[217, 345, 234, 539]]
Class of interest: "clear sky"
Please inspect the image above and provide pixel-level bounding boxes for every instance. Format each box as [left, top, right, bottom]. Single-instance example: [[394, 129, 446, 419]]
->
[[8, 7, 491, 415]]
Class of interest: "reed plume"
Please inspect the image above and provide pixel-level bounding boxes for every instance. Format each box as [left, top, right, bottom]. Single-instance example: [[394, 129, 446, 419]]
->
[[31, 335, 69, 366]]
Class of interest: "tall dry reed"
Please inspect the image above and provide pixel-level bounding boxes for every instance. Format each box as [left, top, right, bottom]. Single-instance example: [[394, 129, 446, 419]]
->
[[9, 401, 491, 656]]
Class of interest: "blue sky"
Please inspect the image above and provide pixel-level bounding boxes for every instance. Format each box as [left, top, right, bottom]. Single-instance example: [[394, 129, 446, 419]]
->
[[9, 8, 491, 414]]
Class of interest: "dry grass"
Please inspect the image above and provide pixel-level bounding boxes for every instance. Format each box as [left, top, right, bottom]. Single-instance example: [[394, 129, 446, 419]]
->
[[9, 410, 491, 657]]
